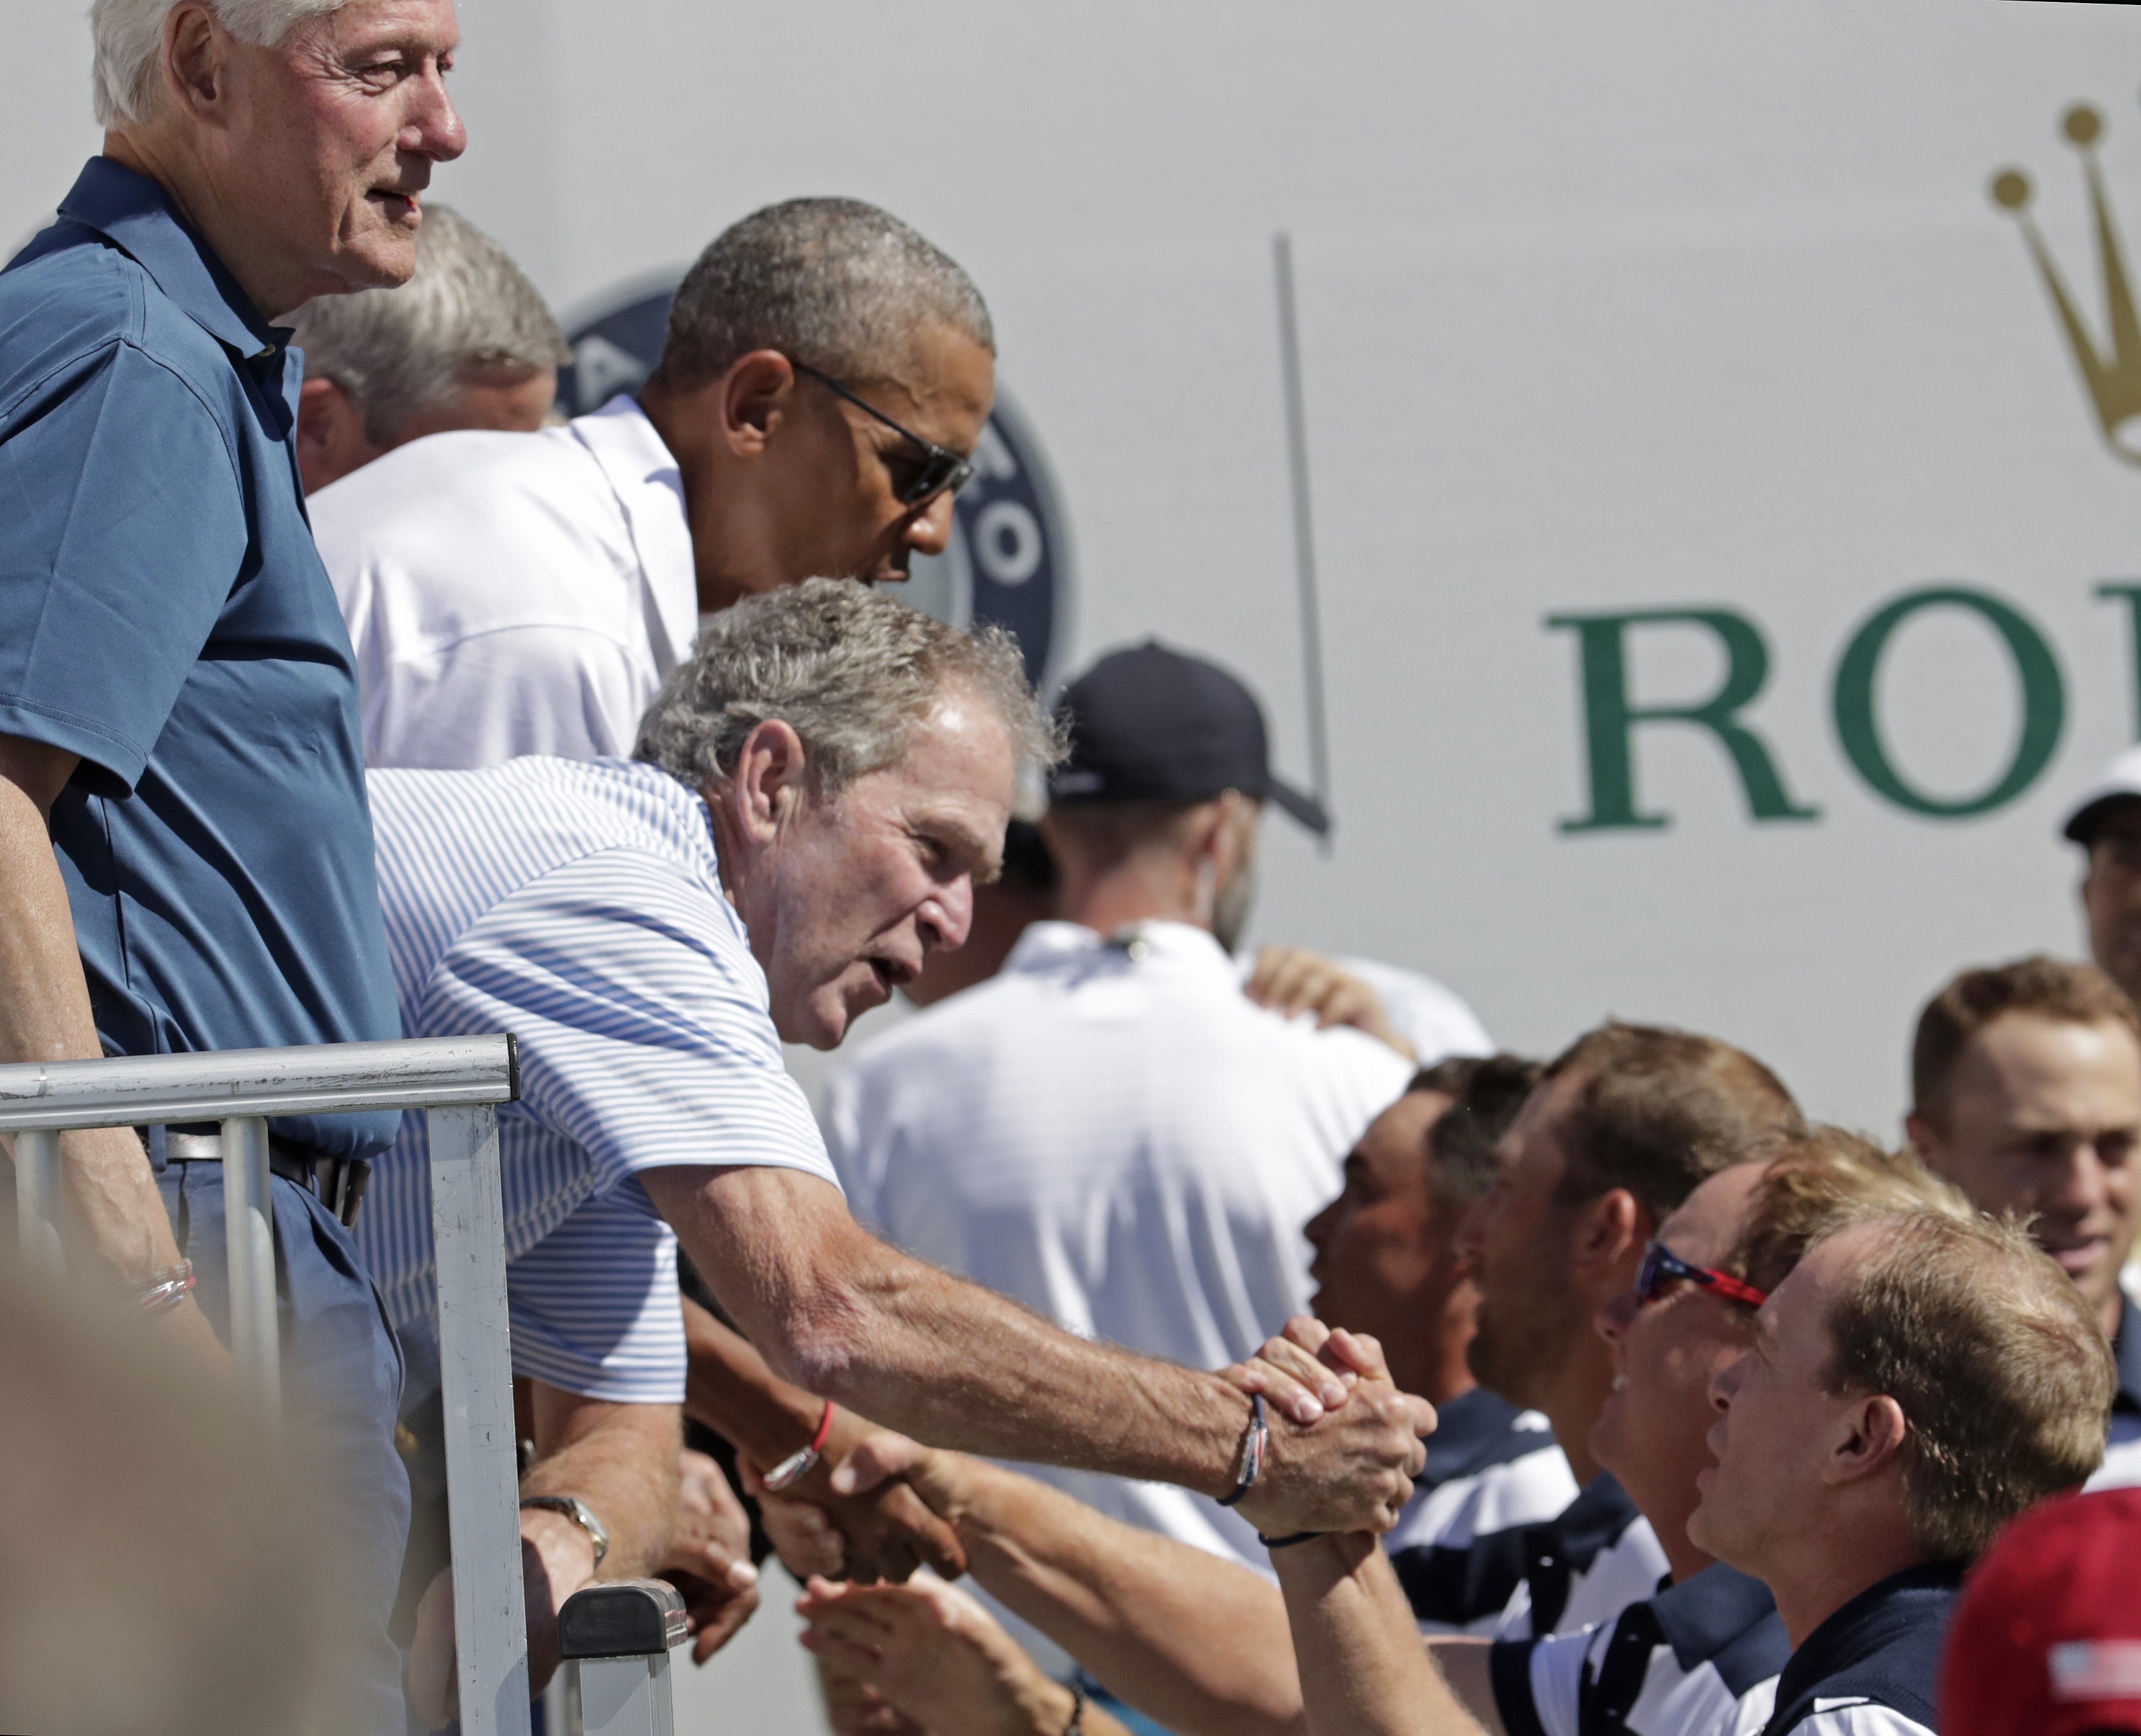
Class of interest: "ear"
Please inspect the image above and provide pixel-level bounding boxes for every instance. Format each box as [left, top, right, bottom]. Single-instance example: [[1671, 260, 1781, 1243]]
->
[[295, 378, 383, 494], [1568, 1187, 1645, 1283], [719, 719, 810, 846], [160, 2, 234, 123], [720, 351, 801, 457], [1902, 1111, 1936, 1161], [1823, 1392, 1908, 1488]]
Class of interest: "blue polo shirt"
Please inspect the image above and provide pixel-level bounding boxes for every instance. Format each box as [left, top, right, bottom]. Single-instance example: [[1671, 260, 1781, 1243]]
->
[[0, 158, 398, 1158]]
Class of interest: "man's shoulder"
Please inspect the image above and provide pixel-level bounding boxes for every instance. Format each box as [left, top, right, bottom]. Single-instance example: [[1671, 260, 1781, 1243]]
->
[[311, 423, 627, 588], [0, 231, 223, 412], [371, 758, 714, 889]]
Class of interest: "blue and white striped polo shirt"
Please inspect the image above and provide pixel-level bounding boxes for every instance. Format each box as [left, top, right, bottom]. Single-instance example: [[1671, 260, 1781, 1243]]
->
[[358, 757, 841, 1403]]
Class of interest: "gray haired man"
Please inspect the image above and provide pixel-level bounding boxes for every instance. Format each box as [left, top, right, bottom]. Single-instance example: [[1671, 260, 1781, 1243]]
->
[[0, 2, 461, 1730], [313, 196, 995, 769], [360, 581, 1433, 1723], [289, 203, 569, 492]]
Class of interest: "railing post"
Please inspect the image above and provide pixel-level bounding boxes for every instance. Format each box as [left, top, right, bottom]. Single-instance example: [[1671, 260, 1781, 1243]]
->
[[14, 1127, 63, 1278], [557, 1581, 686, 1736], [428, 1103, 532, 1736], [220, 1114, 280, 1421]]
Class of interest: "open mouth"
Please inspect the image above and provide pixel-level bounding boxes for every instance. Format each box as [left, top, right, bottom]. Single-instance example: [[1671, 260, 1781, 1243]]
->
[[865, 956, 916, 995], [367, 188, 420, 221]]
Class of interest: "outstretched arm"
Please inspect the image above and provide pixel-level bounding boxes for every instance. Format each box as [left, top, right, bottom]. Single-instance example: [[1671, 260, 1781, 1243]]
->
[[640, 1165, 1431, 1539], [829, 1441, 1307, 1736]]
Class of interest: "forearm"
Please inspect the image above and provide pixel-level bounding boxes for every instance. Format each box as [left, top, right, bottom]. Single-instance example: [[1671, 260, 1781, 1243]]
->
[[681, 1292, 825, 1462], [652, 1167, 1245, 1494], [0, 764, 187, 1289], [1273, 1536, 1491, 1736], [523, 1388, 683, 1585], [942, 1456, 1307, 1736]]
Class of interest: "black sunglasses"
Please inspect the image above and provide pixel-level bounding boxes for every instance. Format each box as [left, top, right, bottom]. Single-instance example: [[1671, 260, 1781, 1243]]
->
[[1635, 1241, 1768, 1309], [791, 362, 977, 506]]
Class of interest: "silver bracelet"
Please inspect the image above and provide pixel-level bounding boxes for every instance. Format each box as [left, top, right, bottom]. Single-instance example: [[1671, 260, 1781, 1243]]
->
[[136, 1259, 195, 1316]]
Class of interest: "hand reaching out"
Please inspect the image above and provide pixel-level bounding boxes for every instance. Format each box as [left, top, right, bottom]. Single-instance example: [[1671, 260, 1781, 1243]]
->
[[800, 1575, 1106, 1736], [1245, 946, 1415, 1060], [659, 1448, 762, 1663]]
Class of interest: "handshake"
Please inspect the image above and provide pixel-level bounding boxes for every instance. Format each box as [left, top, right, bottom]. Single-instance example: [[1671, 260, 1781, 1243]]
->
[[749, 1317, 1433, 1584], [733, 1320, 1434, 1736]]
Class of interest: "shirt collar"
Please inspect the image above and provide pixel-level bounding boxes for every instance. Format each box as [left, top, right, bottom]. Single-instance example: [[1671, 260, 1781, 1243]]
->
[[570, 394, 701, 672], [2115, 1294, 2141, 1416], [57, 157, 282, 361], [1767, 1561, 1963, 1735], [1003, 919, 1240, 984], [1649, 1563, 1784, 1673]]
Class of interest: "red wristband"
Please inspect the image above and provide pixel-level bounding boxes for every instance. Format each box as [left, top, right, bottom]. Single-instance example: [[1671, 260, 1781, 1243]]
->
[[763, 1399, 836, 1492]]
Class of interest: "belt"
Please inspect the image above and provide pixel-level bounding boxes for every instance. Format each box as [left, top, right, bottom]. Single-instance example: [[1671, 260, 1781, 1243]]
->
[[159, 1127, 372, 1229]]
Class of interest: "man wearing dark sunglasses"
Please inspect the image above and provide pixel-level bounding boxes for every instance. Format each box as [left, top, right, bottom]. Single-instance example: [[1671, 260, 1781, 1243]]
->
[[316, 194, 995, 771]]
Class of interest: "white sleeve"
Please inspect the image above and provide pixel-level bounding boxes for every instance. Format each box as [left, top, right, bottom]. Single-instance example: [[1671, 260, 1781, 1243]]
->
[[1521, 1628, 1602, 1736]]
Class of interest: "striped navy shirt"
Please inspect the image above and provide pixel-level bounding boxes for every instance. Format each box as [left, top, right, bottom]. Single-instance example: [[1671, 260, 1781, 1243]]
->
[[1388, 1398, 1579, 1634], [1491, 1562, 1789, 1736], [358, 757, 841, 1403], [1756, 1564, 1960, 1736]]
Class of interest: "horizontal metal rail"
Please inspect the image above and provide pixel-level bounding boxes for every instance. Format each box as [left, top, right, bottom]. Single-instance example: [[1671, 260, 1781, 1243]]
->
[[1, 1033, 529, 1736], [0, 1035, 519, 1131]]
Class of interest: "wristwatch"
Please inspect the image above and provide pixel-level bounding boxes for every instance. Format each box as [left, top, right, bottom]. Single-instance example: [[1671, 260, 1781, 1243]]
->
[[520, 1495, 610, 1568]]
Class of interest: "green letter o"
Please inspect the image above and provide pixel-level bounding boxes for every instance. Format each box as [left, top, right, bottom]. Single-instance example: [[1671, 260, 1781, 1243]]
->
[[1832, 586, 2065, 819]]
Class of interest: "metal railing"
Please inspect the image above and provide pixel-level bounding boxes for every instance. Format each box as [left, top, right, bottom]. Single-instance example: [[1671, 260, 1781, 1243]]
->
[[0, 1035, 531, 1736]]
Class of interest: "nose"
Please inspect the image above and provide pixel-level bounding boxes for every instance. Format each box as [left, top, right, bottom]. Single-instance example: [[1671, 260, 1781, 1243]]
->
[[1709, 1347, 1749, 1414], [902, 490, 959, 557], [918, 876, 975, 956], [1453, 1195, 1491, 1266], [1594, 1286, 1638, 1347], [1304, 1194, 1341, 1257], [2046, 1141, 2116, 1221], [405, 68, 468, 163]]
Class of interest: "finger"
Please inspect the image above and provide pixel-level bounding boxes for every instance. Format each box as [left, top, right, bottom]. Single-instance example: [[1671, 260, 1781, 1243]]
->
[[804, 1600, 902, 1650], [1320, 1327, 1390, 1384], [1242, 1358, 1328, 1426], [798, 1625, 891, 1685], [1281, 1315, 1334, 1353], [691, 1585, 760, 1662], [829, 1430, 924, 1497], [1253, 1333, 1348, 1410], [879, 1481, 968, 1580], [1399, 1393, 1439, 1439], [1219, 1360, 1267, 1394]]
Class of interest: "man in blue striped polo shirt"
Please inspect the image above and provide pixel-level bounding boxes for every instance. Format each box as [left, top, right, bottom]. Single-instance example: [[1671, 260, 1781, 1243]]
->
[[362, 580, 1435, 1723]]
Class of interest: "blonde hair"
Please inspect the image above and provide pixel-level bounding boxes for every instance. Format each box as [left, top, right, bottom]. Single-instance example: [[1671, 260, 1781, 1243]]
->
[[1821, 1209, 2113, 1562]]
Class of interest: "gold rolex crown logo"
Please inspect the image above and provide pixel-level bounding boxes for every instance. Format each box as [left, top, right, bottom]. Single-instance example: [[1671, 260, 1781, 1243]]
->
[[1993, 102, 2141, 466]]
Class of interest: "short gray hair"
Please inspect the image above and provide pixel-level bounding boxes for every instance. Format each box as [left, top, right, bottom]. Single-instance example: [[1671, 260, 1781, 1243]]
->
[[91, 0, 346, 127], [636, 579, 1060, 800], [652, 198, 993, 392], [286, 206, 569, 443]]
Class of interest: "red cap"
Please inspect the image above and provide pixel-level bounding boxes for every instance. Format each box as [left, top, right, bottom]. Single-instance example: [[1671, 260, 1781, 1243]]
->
[[1942, 1488, 2141, 1736]]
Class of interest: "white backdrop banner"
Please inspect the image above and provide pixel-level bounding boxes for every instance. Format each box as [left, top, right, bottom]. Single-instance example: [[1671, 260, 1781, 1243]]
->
[[7, 1, 2141, 1130]]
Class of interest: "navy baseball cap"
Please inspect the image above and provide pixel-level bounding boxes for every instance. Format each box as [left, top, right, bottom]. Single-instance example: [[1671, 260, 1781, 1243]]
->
[[1047, 641, 1330, 835]]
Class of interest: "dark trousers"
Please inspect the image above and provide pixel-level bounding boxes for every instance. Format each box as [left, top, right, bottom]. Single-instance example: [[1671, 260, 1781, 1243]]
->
[[160, 1161, 412, 1736]]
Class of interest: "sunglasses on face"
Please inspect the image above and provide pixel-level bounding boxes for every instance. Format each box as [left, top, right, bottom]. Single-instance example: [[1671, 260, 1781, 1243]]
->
[[1635, 1241, 1768, 1309], [791, 362, 979, 506]]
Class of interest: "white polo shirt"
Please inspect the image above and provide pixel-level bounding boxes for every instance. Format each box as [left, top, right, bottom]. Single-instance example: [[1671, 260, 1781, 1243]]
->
[[823, 918, 1414, 1573], [310, 394, 699, 770]]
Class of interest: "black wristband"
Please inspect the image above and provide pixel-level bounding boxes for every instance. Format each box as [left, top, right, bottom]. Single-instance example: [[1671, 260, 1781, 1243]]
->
[[1215, 1392, 1267, 1509], [1258, 1529, 1319, 1548], [1063, 1681, 1087, 1735]]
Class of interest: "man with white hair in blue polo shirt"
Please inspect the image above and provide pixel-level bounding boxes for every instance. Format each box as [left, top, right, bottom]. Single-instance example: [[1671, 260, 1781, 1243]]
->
[[360, 583, 1436, 1725]]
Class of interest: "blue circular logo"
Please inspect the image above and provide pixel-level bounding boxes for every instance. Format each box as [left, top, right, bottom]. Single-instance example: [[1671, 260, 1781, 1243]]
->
[[562, 279, 1073, 692]]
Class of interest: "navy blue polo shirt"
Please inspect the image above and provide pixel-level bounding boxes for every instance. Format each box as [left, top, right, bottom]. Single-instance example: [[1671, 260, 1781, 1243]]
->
[[0, 158, 398, 1158]]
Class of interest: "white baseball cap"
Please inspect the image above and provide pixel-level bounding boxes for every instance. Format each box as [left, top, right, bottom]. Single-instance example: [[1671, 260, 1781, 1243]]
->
[[2062, 743, 2141, 842]]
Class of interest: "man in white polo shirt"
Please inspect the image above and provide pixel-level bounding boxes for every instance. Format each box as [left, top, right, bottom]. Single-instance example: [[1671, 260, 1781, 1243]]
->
[[311, 196, 992, 768], [362, 585, 1432, 1724], [823, 641, 1414, 1594]]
